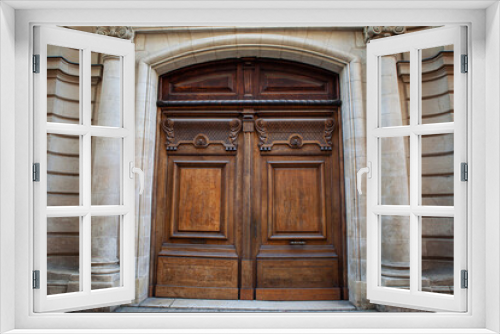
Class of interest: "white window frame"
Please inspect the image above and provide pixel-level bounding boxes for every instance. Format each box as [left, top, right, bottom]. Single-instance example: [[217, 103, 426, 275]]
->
[[366, 26, 468, 312], [33, 25, 136, 312], [1, 1, 498, 333]]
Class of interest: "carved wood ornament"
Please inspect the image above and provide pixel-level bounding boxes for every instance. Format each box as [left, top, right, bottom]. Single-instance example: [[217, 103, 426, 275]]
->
[[254, 118, 335, 152], [161, 114, 242, 151]]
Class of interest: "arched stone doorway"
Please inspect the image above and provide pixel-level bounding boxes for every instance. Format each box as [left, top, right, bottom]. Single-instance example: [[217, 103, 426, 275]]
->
[[133, 29, 368, 306], [150, 58, 347, 301]]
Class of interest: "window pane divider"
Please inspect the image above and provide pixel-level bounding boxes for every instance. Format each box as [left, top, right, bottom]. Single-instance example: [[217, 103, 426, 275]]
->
[[412, 123, 454, 135], [46, 206, 89, 217], [90, 206, 130, 216], [45, 206, 131, 217], [371, 206, 454, 217], [409, 47, 420, 295], [46, 123, 88, 135], [372, 126, 412, 137], [89, 127, 130, 138], [373, 123, 454, 138], [411, 206, 455, 217], [82, 48, 92, 295], [46, 123, 130, 138], [372, 205, 411, 215]]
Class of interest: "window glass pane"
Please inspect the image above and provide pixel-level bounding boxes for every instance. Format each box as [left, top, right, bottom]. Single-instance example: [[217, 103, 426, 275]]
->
[[420, 45, 454, 124], [380, 52, 410, 127], [47, 45, 80, 124], [380, 215, 410, 290], [91, 137, 122, 206], [380, 137, 410, 205], [91, 215, 121, 290], [47, 134, 80, 206], [47, 217, 80, 295], [421, 217, 454, 294], [421, 134, 454, 206], [91, 52, 122, 127]]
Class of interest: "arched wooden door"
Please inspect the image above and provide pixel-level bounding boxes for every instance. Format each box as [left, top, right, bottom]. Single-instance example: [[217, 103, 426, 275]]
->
[[151, 58, 347, 301]]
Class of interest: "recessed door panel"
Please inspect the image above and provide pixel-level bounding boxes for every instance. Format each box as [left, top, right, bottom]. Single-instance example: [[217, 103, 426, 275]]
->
[[171, 161, 229, 239], [267, 161, 327, 239], [257, 259, 338, 288], [156, 257, 239, 300], [178, 168, 222, 233]]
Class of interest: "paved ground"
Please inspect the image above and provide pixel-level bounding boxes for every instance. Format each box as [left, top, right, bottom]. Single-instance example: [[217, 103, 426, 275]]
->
[[115, 298, 360, 313]]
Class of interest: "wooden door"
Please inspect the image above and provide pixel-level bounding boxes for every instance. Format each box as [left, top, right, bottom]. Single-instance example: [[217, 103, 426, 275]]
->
[[152, 117, 242, 299], [151, 58, 347, 301], [253, 116, 345, 300]]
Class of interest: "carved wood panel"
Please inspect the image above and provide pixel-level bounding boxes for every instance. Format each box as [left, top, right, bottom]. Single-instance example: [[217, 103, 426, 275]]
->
[[161, 115, 242, 152], [255, 118, 335, 152]]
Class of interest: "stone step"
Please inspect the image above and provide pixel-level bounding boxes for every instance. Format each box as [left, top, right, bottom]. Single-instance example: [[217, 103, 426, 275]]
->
[[115, 298, 359, 313]]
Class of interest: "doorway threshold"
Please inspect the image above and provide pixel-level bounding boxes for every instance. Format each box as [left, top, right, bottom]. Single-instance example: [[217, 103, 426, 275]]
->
[[116, 298, 359, 312]]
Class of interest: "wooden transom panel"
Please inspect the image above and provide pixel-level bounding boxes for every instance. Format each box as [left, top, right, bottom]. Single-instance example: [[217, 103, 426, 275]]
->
[[268, 161, 327, 239], [159, 58, 339, 101], [165, 62, 238, 99], [260, 71, 328, 95]]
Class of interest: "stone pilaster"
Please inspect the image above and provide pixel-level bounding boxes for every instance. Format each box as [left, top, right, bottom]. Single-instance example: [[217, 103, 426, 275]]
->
[[379, 54, 411, 289], [88, 26, 134, 294], [90, 53, 122, 290]]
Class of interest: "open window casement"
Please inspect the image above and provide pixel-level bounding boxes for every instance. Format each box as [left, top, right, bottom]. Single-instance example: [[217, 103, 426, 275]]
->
[[33, 26, 139, 312], [364, 26, 467, 312]]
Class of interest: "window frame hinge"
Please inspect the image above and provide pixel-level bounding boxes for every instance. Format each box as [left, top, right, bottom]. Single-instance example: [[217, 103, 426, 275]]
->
[[33, 54, 40, 73], [461, 54, 468, 73], [461, 162, 468, 182], [33, 163, 40, 182], [461, 270, 468, 289], [33, 270, 40, 289]]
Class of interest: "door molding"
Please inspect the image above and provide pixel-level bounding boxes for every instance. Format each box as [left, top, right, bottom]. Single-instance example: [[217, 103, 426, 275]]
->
[[149, 58, 347, 300], [132, 30, 367, 305]]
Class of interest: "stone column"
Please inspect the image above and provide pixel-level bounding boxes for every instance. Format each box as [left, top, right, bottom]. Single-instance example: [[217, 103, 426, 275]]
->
[[91, 27, 134, 291], [379, 55, 411, 289]]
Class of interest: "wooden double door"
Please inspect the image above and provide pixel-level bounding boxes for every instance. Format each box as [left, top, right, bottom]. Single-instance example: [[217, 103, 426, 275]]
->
[[151, 59, 347, 301]]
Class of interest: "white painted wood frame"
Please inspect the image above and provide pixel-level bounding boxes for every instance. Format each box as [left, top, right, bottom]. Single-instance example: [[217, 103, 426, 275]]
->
[[2, 3, 494, 333], [33, 26, 136, 312], [366, 26, 467, 312]]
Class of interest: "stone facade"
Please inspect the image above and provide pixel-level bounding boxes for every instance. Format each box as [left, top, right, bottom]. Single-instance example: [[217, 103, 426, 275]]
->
[[47, 26, 453, 310]]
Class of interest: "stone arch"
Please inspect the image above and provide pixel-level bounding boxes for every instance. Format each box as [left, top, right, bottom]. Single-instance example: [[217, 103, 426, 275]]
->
[[133, 31, 367, 306], [141, 33, 359, 75]]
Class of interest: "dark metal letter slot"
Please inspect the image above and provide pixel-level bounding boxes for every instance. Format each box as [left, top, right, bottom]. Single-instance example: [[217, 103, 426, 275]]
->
[[289, 240, 306, 245]]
